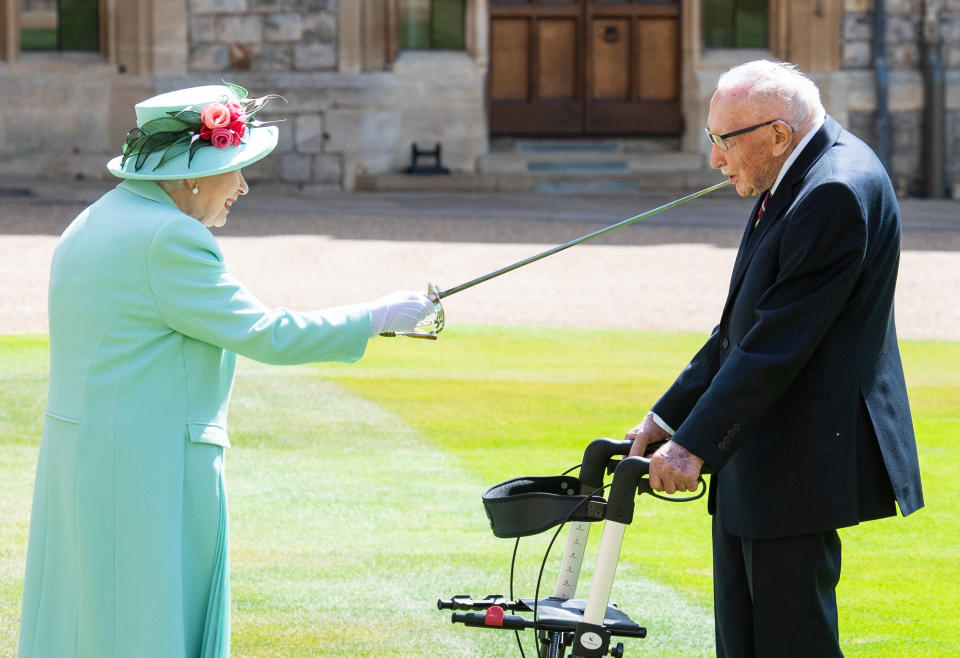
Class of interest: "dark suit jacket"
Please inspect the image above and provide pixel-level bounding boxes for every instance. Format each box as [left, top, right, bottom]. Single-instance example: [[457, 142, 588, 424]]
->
[[652, 116, 924, 539]]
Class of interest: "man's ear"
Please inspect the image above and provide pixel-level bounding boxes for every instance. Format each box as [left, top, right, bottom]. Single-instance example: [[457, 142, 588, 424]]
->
[[771, 121, 794, 156]]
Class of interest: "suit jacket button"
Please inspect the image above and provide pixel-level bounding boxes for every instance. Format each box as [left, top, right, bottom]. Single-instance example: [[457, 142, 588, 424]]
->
[[721, 336, 730, 349]]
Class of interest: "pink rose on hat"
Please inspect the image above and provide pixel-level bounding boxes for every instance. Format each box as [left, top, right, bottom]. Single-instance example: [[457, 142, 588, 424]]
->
[[228, 120, 246, 142], [226, 100, 244, 121], [209, 127, 235, 149], [201, 103, 231, 129]]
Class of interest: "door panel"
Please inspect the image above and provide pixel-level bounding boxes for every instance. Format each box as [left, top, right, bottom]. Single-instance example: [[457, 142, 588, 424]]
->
[[635, 18, 679, 100], [590, 18, 630, 100], [537, 19, 577, 99], [490, 18, 530, 100], [489, 0, 681, 136]]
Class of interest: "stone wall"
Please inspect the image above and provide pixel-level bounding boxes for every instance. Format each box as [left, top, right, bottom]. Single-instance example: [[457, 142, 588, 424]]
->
[[0, 57, 154, 182], [187, 0, 338, 73], [840, 0, 960, 196], [182, 0, 346, 190]]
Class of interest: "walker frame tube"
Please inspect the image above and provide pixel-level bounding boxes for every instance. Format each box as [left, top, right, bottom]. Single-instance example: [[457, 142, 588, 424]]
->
[[554, 438, 632, 601]]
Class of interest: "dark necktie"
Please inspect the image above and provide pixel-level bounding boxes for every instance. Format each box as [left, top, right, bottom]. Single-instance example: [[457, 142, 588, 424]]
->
[[754, 191, 770, 229]]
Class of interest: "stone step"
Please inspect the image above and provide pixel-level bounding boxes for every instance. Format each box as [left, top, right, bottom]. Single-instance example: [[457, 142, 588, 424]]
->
[[478, 149, 705, 175], [490, 136, 682, 154], [514, 140, 622, 154], [527, 160, 629, 174]]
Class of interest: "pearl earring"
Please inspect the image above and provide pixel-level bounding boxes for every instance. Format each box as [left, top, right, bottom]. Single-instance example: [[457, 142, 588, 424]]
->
[[192, 185, 199, 195]]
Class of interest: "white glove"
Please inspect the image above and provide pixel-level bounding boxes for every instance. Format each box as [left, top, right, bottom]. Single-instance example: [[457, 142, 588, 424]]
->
[[367, 290, 435, 336]]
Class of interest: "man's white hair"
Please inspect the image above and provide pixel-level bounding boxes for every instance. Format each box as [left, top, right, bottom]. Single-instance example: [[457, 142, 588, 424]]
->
[[716, 60, 825, 133]]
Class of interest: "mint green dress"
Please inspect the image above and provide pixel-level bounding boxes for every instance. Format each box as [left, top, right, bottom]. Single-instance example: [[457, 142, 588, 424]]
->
[[18, 180, 370, 657]]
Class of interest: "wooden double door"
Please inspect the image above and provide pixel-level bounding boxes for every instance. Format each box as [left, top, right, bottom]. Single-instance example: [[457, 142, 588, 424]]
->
[[488, 0, 682, 136]]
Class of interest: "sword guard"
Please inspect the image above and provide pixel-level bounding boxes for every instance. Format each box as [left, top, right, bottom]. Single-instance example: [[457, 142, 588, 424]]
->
[[379, 282, 445, 340]]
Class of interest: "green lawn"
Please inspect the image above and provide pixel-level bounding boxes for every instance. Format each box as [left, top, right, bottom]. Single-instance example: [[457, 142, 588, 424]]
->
[[1, 328, 957, 656]]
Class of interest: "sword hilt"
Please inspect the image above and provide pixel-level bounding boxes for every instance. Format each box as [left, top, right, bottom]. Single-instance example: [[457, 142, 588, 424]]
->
[[379, 282, 445, 339]]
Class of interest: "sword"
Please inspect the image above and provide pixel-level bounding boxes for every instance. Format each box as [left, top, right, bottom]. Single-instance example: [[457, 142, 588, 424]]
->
[[382, 180, 732, 339]]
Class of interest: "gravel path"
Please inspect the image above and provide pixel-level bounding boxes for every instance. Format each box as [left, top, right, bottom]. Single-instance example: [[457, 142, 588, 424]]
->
[[2, 182, 958, 340]]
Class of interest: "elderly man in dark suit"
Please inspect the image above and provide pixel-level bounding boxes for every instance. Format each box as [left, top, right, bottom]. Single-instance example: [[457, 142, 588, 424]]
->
[[626, 60, 923, 657]]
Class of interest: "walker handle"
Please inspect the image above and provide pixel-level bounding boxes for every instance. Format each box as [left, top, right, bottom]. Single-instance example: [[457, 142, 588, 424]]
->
[[580, 438, 633, 490], [605, 457, 713, 524]]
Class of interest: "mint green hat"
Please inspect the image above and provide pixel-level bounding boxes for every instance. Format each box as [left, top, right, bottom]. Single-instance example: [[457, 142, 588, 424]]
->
[[106, 84, 280, 180]]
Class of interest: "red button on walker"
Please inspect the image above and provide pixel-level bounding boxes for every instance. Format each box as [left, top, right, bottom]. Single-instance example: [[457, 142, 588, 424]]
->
[[484, 605, 505, 627]]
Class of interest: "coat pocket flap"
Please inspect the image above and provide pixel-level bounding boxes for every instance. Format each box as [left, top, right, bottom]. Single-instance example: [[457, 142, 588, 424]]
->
[[187, 423, 231, 448]]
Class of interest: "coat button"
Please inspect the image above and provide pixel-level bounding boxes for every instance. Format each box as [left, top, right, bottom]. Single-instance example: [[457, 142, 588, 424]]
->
[[721, 336, 730, 349]]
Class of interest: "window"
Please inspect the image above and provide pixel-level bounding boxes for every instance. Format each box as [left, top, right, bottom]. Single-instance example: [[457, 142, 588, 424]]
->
[[20, 0, 98, 52], [397, 0, 465, 50], [703, 0, 767, 49]]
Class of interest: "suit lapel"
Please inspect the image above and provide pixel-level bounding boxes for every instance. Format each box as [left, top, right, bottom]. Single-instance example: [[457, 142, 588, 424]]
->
[[725, 116, 843, 299]]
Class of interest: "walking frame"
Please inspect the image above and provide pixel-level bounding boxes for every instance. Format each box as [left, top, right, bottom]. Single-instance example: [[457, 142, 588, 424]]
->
[[438, 438, 709, 658]]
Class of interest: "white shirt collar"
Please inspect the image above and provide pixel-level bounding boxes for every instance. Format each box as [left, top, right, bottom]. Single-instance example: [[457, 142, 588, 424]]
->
[[770, 114, 826, 197]]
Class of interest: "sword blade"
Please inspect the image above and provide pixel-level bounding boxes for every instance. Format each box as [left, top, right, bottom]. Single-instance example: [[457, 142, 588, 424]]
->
[[436, 180, 731, 300]]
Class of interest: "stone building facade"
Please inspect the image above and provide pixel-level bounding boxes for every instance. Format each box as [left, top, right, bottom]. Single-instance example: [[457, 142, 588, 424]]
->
[[0, 0, 957, 197]]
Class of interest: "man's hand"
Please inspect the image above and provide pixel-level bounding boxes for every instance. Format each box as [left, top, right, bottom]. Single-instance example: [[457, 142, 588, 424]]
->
[[648, 441, 704, 494], [626, 414, 671, 458]]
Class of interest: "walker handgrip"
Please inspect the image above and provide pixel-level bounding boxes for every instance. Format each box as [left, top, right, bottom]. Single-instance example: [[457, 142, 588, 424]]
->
[[604, 457, 651, 525], [580, 438, 633, 490], [633, 461, 713, 499]]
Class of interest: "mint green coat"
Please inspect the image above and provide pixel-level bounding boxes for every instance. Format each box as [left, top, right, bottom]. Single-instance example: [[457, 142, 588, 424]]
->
[[19, 180, 370, 657]]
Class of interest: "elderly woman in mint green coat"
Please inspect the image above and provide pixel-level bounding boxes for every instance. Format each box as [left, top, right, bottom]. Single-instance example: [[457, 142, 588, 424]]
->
[[18, 85, 435, 658]]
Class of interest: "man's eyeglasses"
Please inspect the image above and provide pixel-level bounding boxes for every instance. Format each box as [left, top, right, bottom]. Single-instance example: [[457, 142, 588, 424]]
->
[[704, 119, 791, 150]]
